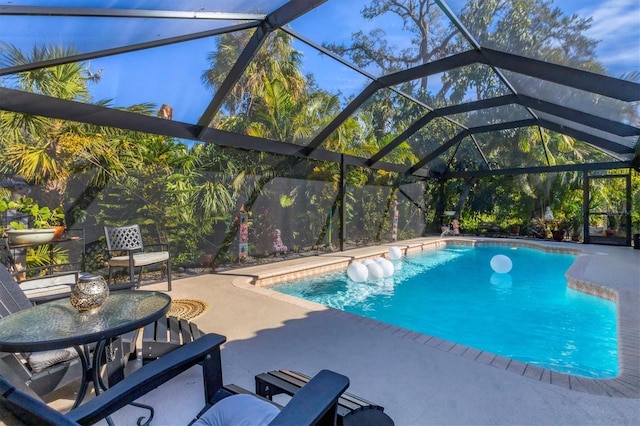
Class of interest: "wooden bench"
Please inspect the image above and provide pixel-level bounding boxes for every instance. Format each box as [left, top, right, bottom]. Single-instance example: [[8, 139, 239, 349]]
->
[[255, 369, 394, 426]]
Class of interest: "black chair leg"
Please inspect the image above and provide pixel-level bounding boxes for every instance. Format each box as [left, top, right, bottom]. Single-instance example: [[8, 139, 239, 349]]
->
[[166, 260, 172, 291], [137, 267, 143, 289]]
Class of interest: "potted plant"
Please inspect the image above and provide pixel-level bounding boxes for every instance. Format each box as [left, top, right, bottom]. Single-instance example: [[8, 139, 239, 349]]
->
[[2, 197, 66, 244], [569, 216, 582, 242], [539, 218, 567, 241]]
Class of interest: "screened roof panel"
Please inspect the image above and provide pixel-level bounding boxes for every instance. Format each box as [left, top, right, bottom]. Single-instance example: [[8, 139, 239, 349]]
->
[[419, 145, 459, 177], [0, 16, 249, 65], [501, 69, 638, 125], [534, 110, 637, 153], [383, 116, 461, 164], [451, 137, 490, 172], [0, 0, 638, 179], [450, 0, 640, 82], [293, 38, 372, 104], [0, 34, 241, 125], [289, 0, 473, 78], [541, 130, 624, 164], [445, 104, 532, 128], [393, 63, 514, 107], [211, 31, 372, 145], [473, 128, 549, 170], [323, 87, 428, 157], [0, 0, 282, 14]]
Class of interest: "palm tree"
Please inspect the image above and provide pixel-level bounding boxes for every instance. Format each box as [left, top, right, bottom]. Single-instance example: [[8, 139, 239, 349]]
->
[[202, 30, 305, 120], [0, 43, 134, 210]]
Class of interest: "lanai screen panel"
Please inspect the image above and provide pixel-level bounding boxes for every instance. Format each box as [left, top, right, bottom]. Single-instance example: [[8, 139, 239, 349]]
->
[[323, 87, 428, 158], [392, 63, 514, 109], [346, 172, 395, 244], [500, 70, 637, 125], [0, 33, 247, 125], [450, 0, 639, 81], [473, 128, 548, 170], [393, 116, 461, 162], [210, 30, 372, 145], [445, 104, 532, 128], [451, 137, 490, 172], [538, 130, 621, 165], [0, 15, 249, 61], [534, 111, 636, 160], [289, 0, 473, 78], [396, 181, 427, 240]]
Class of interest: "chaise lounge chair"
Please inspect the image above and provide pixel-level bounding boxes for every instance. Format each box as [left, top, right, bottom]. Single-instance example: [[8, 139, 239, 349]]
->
[[0, 333, 350, 426]]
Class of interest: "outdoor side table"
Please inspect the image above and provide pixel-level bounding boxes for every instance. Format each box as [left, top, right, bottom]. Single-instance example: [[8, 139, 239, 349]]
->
[[0, 290, 171, 409]]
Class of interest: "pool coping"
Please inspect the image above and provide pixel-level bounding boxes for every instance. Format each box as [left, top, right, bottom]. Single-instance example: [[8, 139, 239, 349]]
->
[[224, 237, 639, 398]]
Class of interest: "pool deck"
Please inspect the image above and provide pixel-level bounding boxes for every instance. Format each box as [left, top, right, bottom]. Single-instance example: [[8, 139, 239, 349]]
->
[[8, 237, 639, 425]]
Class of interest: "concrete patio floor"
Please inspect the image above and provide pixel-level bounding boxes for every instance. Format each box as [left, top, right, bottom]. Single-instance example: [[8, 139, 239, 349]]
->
[[5, 237, 640, 425]]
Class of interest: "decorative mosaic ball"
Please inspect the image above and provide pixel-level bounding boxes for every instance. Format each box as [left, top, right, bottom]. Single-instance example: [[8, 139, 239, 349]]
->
[[70, 274, 110, 312]]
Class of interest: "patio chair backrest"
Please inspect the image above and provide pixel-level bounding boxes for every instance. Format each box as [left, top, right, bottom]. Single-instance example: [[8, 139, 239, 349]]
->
[[104, 225, 144, 252], [0, 265, 33, 318], [1, 238, 16, 272]]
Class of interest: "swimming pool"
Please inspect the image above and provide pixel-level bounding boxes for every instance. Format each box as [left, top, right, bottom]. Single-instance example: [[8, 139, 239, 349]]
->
[[270, 244, 619, 379]]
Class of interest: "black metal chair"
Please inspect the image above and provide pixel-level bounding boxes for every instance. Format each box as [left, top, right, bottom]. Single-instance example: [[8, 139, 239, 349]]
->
[[0, 333, 350, 426], [104, 225, 172, 291]]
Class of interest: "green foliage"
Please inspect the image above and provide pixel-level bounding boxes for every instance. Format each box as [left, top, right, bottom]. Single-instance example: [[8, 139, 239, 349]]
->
[[25, 245, 70, 269], [1, 1, 637, 273], [1, 196, 65, 229]]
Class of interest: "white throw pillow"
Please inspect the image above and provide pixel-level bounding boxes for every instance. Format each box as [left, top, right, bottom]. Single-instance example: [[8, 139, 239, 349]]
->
[[194, 394, 280, 426]]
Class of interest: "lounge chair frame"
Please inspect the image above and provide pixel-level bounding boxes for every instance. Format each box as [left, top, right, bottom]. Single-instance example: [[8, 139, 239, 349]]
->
[[1, 333, 350, 426]]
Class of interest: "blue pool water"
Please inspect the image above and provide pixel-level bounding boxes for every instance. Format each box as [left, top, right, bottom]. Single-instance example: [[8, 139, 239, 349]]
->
[[271, 245, 618, 378]]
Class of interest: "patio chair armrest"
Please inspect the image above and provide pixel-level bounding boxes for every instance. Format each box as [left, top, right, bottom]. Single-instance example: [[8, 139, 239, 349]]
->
[[67, 333, 226, 425], [269, 370, 349, 426], [0, 377, 78, 426]]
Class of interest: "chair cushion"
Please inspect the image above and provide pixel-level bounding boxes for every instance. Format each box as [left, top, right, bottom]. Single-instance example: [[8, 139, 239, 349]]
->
[[19, 273, 76, 291], [108, 252, 169, 267], [27, 348, 78, 373], [22, 285, 73, 300], [193, 394, 280, 426]]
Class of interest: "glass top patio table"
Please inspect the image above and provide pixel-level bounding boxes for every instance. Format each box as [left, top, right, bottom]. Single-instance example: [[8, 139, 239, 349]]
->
[[0, 290, 171, 353]]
